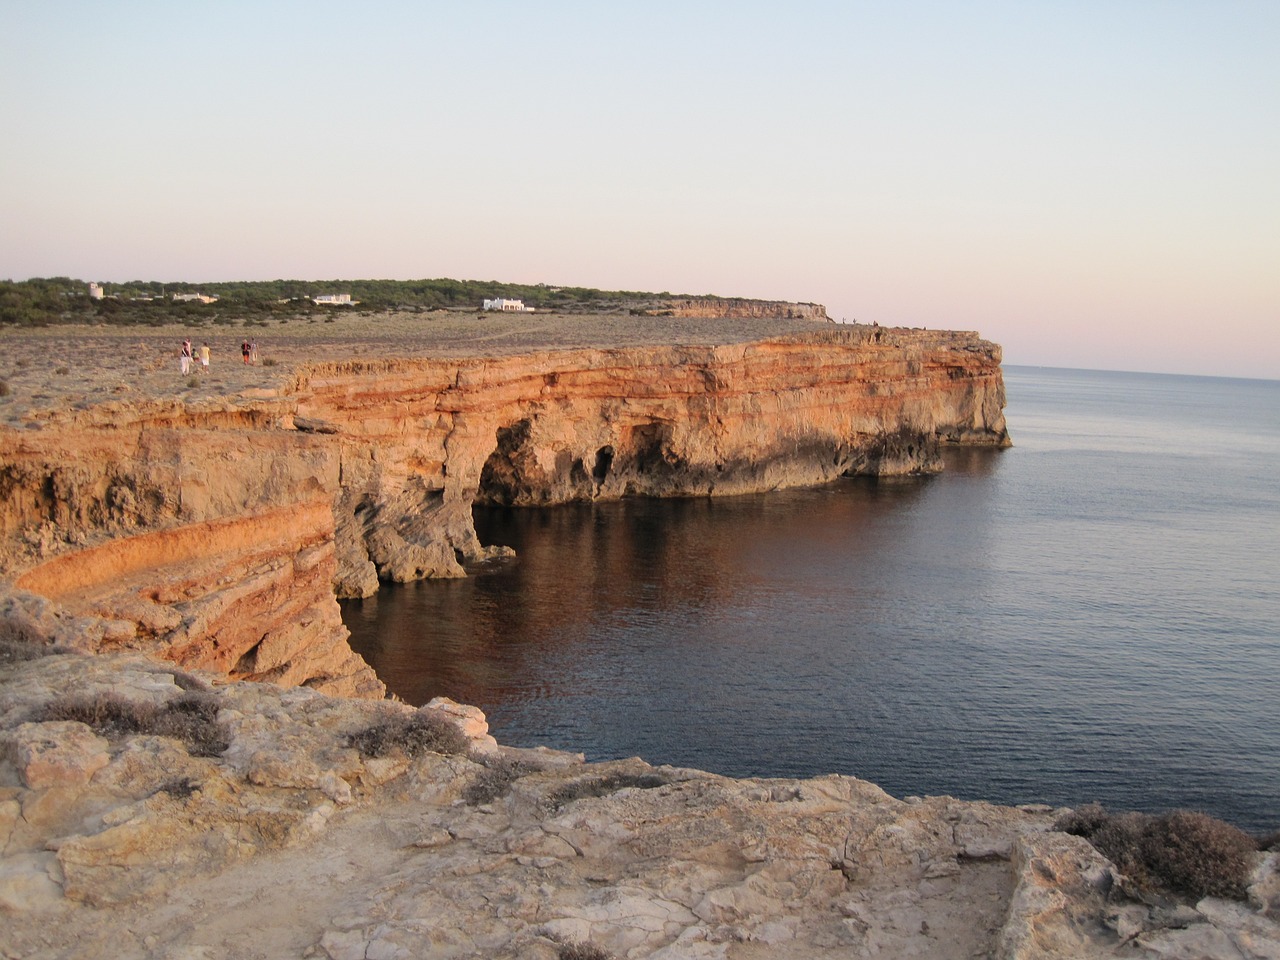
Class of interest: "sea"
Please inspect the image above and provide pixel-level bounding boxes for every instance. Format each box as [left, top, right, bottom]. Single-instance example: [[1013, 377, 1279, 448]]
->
[[342, 366, 1280, 833]]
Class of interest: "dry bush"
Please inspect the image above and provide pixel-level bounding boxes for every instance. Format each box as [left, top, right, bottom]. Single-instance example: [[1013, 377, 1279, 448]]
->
[[0, 380, 10, 397], [558, 943, 613, 960], [0, 639, 67, 664], [1057, 804, 1258, 900], [547, 771, 670, 810], [166, 670, 209, 692], [36, 691, 229, 757], [463, 755, 539, 806], [346, 712, 469, 760]]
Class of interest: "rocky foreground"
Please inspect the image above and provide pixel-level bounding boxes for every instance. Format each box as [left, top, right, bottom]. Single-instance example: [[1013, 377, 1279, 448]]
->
[[2, 642, 1277, 960]]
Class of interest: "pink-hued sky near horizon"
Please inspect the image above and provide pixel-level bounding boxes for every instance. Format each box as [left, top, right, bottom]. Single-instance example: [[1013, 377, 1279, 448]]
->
[[3, 1, 1277, 379]]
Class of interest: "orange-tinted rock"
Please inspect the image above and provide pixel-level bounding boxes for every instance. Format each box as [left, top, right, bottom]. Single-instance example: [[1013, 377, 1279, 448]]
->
[[0, 326, 1006, 694]]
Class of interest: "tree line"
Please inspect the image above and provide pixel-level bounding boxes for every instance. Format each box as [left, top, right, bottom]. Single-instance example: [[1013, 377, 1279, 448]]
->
[[0, 277, 707, 328]]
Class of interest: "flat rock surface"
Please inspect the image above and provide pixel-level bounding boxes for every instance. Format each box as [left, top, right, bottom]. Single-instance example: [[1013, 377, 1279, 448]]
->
[[0, 312, 834, 424]]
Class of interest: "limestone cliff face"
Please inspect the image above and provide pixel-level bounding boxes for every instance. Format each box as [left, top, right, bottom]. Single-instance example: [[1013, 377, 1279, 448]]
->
[[0, 325, 1007, 694], [645, 298, 830, 320], [300, 326, 1008, 593]]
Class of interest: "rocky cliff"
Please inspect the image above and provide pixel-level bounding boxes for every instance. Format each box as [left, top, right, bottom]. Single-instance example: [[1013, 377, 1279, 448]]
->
[[0, 649, 1275, 958], [643, 299, 830, 321], [0, 323, 1007, 694]]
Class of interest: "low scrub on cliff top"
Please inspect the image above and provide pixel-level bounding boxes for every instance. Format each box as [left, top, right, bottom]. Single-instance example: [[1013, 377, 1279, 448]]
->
[[557, 943, 614, 960], [346, 711, 469, 760], [1056, 803, 1259, 901], [37, 691, 229, 757], [546, 771, 671, 811], [0, 639, 69, 664]]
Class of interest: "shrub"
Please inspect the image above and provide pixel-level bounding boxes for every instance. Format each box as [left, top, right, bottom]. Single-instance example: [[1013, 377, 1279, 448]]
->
[[156, 777, 199, 799], [36, 691, 229, 757], [55, 366, 69, 375], [1057, 804, 1257, 900], [559, 943, 613, 960], [262, 358, 277, 367], [0, 380, 10, 397], [347, 712, 469, 760], [0, 639, 67, 663], [463, 755, 538, 806], [546, 771, 670, 810]]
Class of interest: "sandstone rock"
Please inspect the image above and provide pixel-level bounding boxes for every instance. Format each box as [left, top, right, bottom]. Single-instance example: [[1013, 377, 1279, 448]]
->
[[4, 721, 110, 789]]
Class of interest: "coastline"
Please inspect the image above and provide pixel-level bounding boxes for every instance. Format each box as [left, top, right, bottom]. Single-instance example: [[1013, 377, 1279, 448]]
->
[[2, 313, 1276, 957]]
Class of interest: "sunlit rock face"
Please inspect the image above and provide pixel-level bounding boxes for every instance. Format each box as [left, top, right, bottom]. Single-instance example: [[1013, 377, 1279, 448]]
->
[[0, 325, 1006, 694], [303, 327, 1009, 593]]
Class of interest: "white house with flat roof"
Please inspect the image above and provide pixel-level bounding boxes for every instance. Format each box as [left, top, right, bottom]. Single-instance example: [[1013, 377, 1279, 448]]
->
[[313, 294, 356, 305], [483, 298, 532, 312]]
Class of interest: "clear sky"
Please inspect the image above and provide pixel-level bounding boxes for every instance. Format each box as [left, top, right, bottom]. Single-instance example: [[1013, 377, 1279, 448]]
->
[[3, 1, 1277, 378]]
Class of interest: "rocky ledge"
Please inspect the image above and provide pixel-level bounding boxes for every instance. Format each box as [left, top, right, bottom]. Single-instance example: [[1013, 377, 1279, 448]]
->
[[1, 646, 1276, 960]]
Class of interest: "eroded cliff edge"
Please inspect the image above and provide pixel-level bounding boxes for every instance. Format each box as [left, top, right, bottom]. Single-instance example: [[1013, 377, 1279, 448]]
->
[[0, 323, 1007, 696]]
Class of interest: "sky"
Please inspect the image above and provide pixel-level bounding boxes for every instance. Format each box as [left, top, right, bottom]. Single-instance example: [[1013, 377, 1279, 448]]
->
[[3, 1, 1278, 379]]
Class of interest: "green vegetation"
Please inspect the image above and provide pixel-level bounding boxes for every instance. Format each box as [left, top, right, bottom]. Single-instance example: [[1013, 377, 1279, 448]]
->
[[0, 276, 700, 328], [1056, 803, 1261, 901]]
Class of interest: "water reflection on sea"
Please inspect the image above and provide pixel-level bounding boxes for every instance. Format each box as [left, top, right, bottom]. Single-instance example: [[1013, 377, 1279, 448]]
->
[[343, 367, 1280, 832]]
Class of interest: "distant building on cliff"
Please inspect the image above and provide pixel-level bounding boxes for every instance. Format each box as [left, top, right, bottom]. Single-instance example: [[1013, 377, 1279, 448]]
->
[[172, 293, 219, 304], [88, 282, 104, 300], [483, 298, 533, 312], [313, 294, 356, 305]]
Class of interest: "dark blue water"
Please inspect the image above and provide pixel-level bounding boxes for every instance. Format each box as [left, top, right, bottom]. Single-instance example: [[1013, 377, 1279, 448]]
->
[[343, 367, 1280, 832]]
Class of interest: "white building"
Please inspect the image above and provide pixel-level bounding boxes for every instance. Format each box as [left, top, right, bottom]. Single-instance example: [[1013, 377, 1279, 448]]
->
[[313, 294, 356, 305], [483, 298, 531, 312], [172, 293, 219, 304], [88, 282, 104, 300]]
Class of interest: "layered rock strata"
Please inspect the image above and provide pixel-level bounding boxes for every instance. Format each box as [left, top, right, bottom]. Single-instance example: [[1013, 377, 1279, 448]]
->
[[0, 325, 1007, 693], [0, 649, 1275, 959]]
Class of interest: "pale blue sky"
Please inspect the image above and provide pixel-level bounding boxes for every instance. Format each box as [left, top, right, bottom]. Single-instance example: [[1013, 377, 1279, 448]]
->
[[3, 1, 1277, 378]]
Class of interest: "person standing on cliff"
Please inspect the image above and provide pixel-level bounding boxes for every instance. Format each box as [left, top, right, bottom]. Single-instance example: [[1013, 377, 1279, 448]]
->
[[241, 340, 251, 364], [180, 338, 192, 375], [199, 341, 210, 373]]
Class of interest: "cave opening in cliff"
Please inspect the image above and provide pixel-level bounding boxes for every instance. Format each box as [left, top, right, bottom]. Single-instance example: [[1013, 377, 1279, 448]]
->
[[476, 420, 535, 506], [593, 445, 614, 484]]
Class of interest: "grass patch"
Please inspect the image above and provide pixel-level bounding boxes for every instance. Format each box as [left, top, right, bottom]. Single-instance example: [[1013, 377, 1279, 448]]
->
[[36, 691, 229, 757], [346, 712, 469, 760], [1057, 804, 1259, 901]]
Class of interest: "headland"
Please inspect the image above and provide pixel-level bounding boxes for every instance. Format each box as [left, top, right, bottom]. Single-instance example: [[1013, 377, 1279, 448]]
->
[[1, 307, 1275, 958]]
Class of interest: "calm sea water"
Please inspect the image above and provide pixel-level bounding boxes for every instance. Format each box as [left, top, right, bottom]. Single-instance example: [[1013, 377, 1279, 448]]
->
[[343, 367, 1280, 832]]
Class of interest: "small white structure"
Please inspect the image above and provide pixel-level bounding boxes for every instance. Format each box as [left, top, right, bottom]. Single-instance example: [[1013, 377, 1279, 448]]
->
[[172, 293, 219, 304], [313, 294, 356, 305], [483, 298, 529, 312], [88, 282, 104, 300]]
